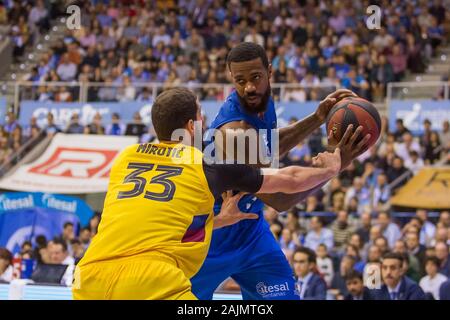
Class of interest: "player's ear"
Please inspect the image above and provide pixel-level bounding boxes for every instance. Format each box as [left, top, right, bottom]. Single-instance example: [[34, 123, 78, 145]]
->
[[186, 119, 195, 136], [267, 63, 272, 78]]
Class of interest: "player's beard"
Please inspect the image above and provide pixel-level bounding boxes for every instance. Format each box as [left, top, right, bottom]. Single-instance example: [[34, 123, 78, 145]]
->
[[238, 82, 271, 114]]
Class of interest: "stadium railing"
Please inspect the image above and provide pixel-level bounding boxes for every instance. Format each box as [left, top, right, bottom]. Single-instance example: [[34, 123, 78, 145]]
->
[[1, 80, 448, 118], [2, 81, 340, 113], [387, 81, 449, 101]]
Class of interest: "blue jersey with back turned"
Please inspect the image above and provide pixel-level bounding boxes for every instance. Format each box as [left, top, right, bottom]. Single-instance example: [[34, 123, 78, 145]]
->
[[208, 91, 277, 252]]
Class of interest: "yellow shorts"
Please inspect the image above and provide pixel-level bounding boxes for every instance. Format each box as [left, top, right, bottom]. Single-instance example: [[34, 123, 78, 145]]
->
[[72, 253, 197, 300]]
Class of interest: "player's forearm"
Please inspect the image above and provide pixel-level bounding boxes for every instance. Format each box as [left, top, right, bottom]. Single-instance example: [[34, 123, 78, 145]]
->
[[259, 166, 337, 194], [256, 182, 327, 212], [278, 113, 323, 157]]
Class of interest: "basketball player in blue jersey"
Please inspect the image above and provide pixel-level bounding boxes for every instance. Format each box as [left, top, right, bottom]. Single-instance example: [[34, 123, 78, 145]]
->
[[190, 42, 371, 300]]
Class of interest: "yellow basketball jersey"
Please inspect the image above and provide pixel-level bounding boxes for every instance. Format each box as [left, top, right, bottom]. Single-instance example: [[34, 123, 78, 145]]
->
[[78, 142, 215, 279]]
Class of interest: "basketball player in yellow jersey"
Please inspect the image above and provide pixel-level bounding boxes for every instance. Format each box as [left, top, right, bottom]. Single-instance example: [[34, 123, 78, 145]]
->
[[73, 88, 343, 300]]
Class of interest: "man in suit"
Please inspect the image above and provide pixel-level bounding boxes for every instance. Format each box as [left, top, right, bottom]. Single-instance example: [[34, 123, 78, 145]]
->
[[439, 279, 450, 300], [344, 270, 373, 300], [293, 247, 327, 300], [370, 252, 426, 300], [435, 241, 450, 277]]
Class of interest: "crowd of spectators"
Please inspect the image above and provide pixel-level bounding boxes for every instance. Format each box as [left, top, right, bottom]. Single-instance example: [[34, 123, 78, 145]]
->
[[1, 115, 449, 300], [0, 0, 64, 62], [0, 0, 449, 300], [258, 115, 449, 300], [0, 214, 100, 285], [0, 0, 446, 102]]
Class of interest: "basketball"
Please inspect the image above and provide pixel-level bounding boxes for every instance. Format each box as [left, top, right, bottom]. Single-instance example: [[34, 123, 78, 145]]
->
[[325, 97, 382, 152]]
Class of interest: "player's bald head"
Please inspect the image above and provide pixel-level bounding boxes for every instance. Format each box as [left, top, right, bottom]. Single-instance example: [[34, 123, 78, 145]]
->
[[226, 42, 269, 71]]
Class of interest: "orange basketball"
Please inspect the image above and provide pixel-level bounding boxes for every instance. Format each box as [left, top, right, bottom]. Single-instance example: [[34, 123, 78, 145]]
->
[[325, 97, 381, 152]]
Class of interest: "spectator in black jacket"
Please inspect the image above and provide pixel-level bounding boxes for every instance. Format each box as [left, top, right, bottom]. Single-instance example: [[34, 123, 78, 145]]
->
[[439, 279, 450, 300], [435, 241, 450, 277], [344, 270, 373, 300], [386, 157, 412, 191], [125, 112, 147, 138]]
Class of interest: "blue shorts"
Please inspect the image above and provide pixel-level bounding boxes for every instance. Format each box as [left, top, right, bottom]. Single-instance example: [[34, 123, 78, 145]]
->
[[191, 223, 299, 300]]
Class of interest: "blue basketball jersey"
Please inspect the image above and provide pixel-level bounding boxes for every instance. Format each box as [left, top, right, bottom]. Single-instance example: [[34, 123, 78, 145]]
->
[[207, 91, 278, 252]]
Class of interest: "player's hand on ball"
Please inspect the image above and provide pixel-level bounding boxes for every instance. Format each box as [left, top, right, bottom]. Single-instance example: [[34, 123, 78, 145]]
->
[[328, 124, 371, 170], [214, 191, 258, 229], [314, 89, 358, 122], [312, 148, 341, 176]]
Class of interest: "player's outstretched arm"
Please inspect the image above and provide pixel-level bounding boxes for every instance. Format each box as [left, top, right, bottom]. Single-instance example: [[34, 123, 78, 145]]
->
[[257, 125, 371, 211], [257, 148, 341, 195]]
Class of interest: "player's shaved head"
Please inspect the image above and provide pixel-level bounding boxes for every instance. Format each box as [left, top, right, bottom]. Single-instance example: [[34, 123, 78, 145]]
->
[[151, 88, 199, 141], [226, 42, 269, 70], [227, 43, 272, 113]]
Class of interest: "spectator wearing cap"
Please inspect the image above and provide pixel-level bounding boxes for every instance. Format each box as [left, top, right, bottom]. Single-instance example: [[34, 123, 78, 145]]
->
[[0, 247, 13, 282], [106, 113, 125, 136], [419, 256, 448, 300], [293, 247, 327, 300], [370, 252, 426, 300], [304, 216, 334, 252], [344, 270, 373, 300]]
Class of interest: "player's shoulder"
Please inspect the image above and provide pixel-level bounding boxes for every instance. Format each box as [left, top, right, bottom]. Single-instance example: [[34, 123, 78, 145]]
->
[[218, 93, 242, 115], [120, 143, 142, 156]]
